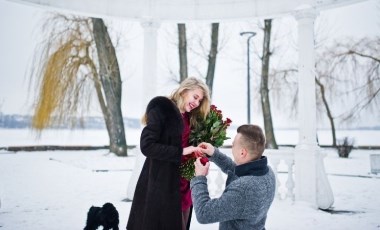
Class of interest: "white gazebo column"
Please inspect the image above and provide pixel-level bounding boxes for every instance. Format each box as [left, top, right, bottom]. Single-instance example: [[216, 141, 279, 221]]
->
[[141, 19, 160, 106], [293, 7, 334, 209], [125, 19, 160, 202]]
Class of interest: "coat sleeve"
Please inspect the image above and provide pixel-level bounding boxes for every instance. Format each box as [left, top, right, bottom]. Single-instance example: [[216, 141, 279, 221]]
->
[[140, 107, 182, 163], [190, 176, 246, 224], [210, 148, 236, 174]]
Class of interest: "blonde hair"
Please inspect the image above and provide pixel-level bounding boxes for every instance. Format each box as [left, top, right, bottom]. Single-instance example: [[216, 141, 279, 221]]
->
[[170, 77, 211, 127], [141, 77, 211, 126]]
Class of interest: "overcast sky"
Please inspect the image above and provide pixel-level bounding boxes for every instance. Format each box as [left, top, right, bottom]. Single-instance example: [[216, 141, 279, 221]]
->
[[0, 0, 379, 127]]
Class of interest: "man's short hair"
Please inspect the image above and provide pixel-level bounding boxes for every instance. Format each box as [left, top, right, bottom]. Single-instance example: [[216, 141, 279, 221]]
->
[[237, 125, 266, 158]]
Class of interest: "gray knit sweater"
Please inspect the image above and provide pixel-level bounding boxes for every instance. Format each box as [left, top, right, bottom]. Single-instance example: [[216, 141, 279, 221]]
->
[[190, 148, 276, 230]]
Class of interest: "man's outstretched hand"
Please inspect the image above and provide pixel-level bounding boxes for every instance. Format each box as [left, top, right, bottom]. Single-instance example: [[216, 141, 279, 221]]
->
[[194, 157, 210, 176], [198, 142, 215, 157]]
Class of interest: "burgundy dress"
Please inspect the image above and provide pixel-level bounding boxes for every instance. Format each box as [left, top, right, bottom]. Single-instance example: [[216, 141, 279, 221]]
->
[[180, 112, 192, 211]]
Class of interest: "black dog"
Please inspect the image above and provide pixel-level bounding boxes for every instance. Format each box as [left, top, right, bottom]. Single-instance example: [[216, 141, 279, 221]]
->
[[84, 202, 119, 230]]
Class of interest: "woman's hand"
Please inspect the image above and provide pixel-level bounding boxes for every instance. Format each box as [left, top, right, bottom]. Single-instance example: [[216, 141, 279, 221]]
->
[[198, 142, 215, 156], [183, 146, 203, 156]]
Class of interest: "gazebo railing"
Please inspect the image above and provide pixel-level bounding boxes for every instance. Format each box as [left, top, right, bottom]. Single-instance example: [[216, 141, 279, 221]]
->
[[207, 148, 295, 201]]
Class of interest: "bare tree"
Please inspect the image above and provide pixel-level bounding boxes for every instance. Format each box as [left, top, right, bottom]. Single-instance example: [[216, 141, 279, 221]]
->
[[92, 17, 128, 156], [314, 37, 379, 145], [315, 77, 337, 146], [326, 37, 380, 121], [205, 23, 219, 98], [175, 23, 220, 98], [30, 14, 128, 156], [271, 37, 380, 146], [259, 19, 278, 149], [178, 23, 188, 82]]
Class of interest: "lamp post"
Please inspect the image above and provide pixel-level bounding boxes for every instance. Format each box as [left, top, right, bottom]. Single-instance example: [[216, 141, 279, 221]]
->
[[240, 31, 256, 124]]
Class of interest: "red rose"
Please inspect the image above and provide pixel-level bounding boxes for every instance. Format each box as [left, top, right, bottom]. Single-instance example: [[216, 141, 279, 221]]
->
[[200, 157, 209, 166]]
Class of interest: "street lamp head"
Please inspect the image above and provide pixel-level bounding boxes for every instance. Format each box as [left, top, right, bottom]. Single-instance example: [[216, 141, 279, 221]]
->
[[240, 31, 256, 37]]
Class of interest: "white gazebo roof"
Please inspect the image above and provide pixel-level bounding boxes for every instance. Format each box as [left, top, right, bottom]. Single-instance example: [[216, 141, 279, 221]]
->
[[7, 0, 366, 21]]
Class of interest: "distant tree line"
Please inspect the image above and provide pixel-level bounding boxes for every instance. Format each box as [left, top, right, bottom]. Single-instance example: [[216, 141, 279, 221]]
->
[[0, 113, 140, 129]]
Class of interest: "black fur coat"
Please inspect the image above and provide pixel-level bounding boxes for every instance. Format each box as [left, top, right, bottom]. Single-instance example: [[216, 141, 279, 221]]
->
[[127, 96, 184, 230]]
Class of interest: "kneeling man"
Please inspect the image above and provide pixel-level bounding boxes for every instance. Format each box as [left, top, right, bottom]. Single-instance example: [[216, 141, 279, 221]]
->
[[191, 124, 276, 230]]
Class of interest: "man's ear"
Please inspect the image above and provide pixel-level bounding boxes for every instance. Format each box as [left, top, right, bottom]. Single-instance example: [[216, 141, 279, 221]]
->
[[241, 147, 248, 158]]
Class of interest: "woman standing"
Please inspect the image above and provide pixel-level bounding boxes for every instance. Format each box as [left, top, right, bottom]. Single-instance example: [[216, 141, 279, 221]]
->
[[127, 77, 211, 230]]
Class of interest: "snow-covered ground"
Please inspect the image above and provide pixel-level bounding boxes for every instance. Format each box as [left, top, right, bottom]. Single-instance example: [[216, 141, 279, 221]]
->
[[0, 128, 380, 229]]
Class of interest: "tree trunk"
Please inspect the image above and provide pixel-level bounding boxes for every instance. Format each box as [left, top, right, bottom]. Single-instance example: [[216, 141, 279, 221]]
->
[[206, 23, 219, 98], [178, 23, 188, 82], [92, 18, 128, 156], [316, 77, 337, 146], [260, 19, 278, 149]]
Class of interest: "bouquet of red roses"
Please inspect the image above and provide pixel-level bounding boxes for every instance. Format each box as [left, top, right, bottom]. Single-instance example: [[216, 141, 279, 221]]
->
[[180, 105, 232, 180]]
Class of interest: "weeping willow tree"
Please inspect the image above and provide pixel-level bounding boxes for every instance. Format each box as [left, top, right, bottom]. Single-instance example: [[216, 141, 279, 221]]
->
[[30, 14, 128, 156]]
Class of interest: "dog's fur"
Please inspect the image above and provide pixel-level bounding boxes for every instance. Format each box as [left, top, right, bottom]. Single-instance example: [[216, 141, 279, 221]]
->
[[84, 202, 119, 230]]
